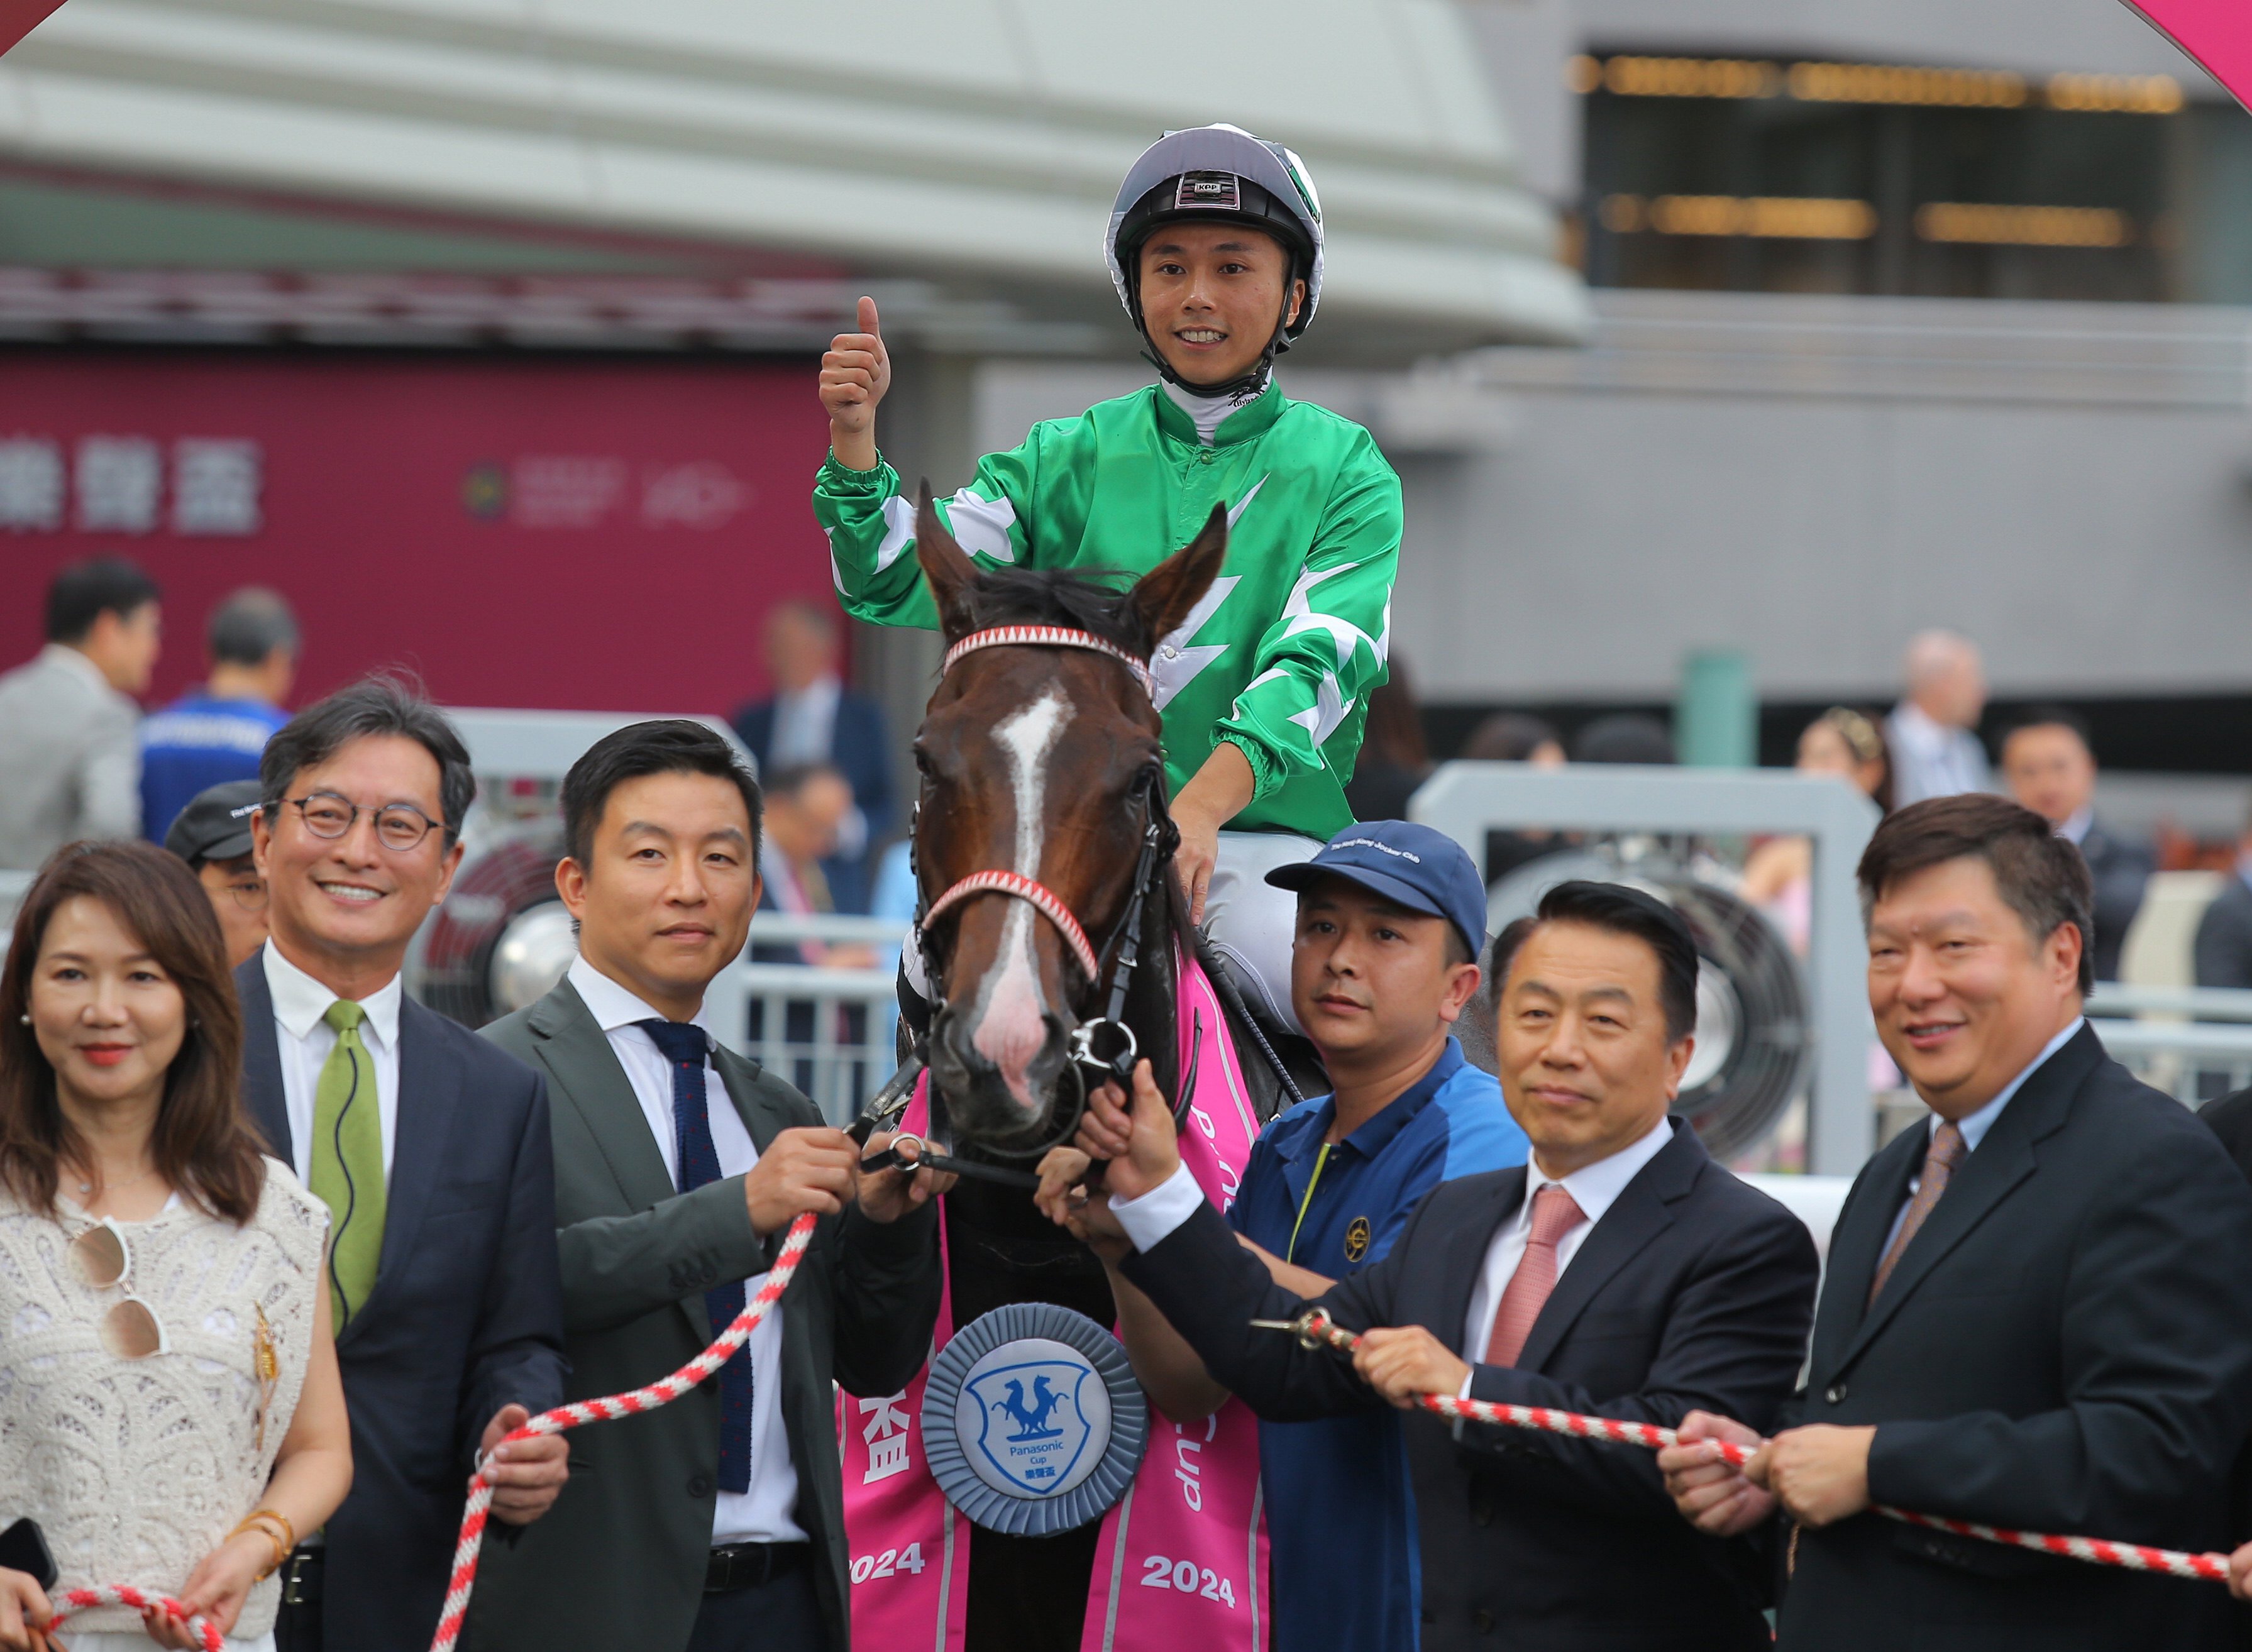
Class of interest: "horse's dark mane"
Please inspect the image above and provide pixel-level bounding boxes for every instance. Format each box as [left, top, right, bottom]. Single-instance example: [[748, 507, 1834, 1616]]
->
[[962, 566, 1152, 658]]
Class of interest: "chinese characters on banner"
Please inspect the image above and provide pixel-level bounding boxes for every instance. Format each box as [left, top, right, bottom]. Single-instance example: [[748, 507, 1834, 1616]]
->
[[0, 434, 263, 536], [1, 352, 832, 713]]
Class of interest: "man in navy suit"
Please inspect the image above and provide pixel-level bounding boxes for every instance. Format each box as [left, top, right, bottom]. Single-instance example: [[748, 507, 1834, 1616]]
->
[[1047, 881, 1819, 1652], [238, 676, 570, 1652], [731, 599, 891, 913], [1662, 795, 2252, 1652]]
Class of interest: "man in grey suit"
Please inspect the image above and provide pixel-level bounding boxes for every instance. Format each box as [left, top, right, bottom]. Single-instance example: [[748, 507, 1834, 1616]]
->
[[469, 719, 946, 1652], [0, 556, 161, 868]]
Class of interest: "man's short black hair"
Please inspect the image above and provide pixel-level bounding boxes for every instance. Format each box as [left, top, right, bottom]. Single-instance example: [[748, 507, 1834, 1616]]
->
[[46, 556, 158, 644], [208, 587, 300, 668], [562, 720, 763, 870], [1857, 793, 2095, 994], [762, 761, 846, 804], [261, 673, 476, 851], [1486, 881, 1700, 1042], [2002, 703, 2094, 754]]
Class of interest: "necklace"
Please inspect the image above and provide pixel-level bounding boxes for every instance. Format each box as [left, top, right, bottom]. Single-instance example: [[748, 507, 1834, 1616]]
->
[[76, 1163, 157, 1196]]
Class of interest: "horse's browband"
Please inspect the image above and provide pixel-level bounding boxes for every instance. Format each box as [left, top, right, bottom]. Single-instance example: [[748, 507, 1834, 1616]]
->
[[941, 625, 1155, 701]]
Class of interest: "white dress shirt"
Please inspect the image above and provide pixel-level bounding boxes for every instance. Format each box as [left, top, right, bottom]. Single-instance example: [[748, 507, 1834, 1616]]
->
[[768, 674, 842, 770], [262, 940, 402, 1187], [1880, 1016, 2085, 1256], [1458, 1116, 1675, 1378], [1887, 701, 1991, 807], [565, 955, 806, 1546]]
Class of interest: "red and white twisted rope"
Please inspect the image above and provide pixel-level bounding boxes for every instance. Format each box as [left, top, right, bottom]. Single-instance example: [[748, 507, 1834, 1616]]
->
[[1281, 1308, 2233, 1586], [50, 1585, 223, 1651], [426, 1210, 819, 1652]]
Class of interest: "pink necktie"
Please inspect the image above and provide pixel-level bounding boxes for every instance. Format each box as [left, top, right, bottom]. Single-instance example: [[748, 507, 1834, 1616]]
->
[[1484, 1184, 1586, 1368], [1867, 1120, 1967, 1307]]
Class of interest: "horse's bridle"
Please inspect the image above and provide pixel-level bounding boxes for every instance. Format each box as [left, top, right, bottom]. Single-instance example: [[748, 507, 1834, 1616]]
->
[[907, 624, 1181, 1155]]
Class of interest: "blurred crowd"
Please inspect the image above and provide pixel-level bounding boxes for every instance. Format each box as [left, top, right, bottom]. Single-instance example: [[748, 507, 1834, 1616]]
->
[[9, 558, 2251, 1009]]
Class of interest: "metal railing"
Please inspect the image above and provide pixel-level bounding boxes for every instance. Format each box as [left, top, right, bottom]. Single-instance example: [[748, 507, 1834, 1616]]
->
[[709, 911, 912, 1127]]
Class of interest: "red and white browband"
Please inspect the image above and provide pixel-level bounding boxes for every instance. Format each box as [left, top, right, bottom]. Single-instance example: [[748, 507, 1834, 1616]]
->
[[920, 626, 1155, 988], [922, 870, 1102, 983], [941, 625, 1155, 701]]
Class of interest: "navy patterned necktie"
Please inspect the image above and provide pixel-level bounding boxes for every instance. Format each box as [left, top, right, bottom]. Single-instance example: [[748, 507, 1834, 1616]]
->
[[639, 1018, 753, 1494]]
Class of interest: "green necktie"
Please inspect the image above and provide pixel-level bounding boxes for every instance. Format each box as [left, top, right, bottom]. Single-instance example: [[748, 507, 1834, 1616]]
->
[[308, 999, 385, 1331]]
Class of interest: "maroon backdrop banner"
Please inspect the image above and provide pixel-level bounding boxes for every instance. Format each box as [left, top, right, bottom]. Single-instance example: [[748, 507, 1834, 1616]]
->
[[0, 350, 836, 717]]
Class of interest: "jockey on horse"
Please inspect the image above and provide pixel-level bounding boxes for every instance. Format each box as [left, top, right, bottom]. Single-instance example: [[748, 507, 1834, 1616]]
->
[[816, 123, 1401, 1054]]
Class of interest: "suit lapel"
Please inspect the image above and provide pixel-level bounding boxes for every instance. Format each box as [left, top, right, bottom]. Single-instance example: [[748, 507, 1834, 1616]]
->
[[234, 955, 290, 1165], [1439, 1174, 1526, 1339], [1813, 1128, 1921, 1374], [529, 981, 678, 1214], [714, 1045, 793, 1155], [1838, 1025, 2099, 1368], [1516, 1127, 1693, 1374], [354, 997, 457, 1345]]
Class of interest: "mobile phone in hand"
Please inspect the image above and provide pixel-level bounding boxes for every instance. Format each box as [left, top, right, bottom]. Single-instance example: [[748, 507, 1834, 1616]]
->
[[0, 1517, 57, 1590]]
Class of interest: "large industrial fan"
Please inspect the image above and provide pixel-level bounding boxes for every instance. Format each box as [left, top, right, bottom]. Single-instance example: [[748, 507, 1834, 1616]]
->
[[1486, 847, 1811, 1161], [410, 822, 575, 1028]]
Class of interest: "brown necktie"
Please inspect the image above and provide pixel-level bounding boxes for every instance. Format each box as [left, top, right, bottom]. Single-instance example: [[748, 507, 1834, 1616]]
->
[[1867, 1120, 1967, 1306], [1484, 1185, 1587, 1368]]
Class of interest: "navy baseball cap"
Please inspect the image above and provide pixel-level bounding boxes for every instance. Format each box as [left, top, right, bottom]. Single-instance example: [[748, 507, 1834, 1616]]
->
[[1266, 820, 1488, 961], [163, 779, 263, 867]]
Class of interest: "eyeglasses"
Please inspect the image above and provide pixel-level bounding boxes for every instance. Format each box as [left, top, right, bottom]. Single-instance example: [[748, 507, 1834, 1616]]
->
[[222, 875, 268, 913], [281, 791, 444, 852], [69, 1216, 169, 1360]]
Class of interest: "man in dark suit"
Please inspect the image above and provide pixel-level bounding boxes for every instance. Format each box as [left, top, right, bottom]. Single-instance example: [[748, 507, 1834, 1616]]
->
[[466, 720, 944, 1652], [2194, 813, 2252, 990], [1044, 880, 1819, 1652], [1999, 706, 2153, 982], [732, 598, 891, 912], [241, 676, 570, 1652], [1663, 795, 2252, 1652]]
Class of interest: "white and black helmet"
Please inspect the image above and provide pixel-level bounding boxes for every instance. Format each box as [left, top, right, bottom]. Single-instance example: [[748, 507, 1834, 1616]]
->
[[1106, 124, 1325, 387]]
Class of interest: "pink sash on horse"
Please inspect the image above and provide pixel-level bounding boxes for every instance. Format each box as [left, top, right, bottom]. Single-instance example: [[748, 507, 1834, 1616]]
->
[[839, 949, 1270, 1651]]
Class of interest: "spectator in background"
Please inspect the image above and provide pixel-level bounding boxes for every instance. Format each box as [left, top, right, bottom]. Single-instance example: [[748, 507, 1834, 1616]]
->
[[757, 763, 876, 962], [0, 557, 160, 870], [1743, 708, 1894, 956], [2001, 706, 2152, 984], [140, 587, 299, 843], [1574, 712, 1676, 766], [1462, 712, 1568, 884], [732, 600, 892, 913], [1345, 657, 1432, 822], [1885, 630, 1990, 806], [2194, 807, 2252, 991], [162, 777, 271, 969]]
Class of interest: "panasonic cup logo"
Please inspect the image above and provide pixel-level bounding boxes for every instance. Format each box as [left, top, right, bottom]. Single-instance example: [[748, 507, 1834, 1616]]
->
[[956, 1338, 1113, 1499]]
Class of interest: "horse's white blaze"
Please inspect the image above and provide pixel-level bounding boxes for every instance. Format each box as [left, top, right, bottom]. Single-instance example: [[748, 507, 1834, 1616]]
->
[[971, 688, 1070, 1110]]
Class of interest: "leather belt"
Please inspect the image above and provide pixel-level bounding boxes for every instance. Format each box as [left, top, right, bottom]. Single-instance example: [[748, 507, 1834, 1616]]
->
[[706, 1541, 809, 1594], [281, 1545, 324, 1607]]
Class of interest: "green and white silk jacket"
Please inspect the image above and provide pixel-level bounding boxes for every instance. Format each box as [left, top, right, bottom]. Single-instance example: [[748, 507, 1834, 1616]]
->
[[814, 382, 1401, 841]]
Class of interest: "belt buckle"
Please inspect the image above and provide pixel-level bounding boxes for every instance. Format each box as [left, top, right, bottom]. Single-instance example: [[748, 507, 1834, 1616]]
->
[[282, 1551, 313, 1607]]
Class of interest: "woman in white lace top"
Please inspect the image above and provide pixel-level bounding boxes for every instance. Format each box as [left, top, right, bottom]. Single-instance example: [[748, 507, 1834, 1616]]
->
[[0, 843, 351, 1652]]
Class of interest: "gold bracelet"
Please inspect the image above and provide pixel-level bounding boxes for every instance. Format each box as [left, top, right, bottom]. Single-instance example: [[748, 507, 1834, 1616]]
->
[[228, 1511, 294, 1578], [233, 1508, 296, 1554]]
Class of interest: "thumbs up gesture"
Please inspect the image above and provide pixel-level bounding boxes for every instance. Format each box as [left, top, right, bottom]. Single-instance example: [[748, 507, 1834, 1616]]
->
[[820, 295, 891, 460]]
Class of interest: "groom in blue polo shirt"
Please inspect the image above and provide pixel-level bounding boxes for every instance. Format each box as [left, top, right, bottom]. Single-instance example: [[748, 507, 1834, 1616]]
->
[[1042, 820, 1526, 1652]]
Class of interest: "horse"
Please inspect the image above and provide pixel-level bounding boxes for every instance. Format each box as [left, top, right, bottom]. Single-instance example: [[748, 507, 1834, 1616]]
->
[[883, 488, 1303, 1651]]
